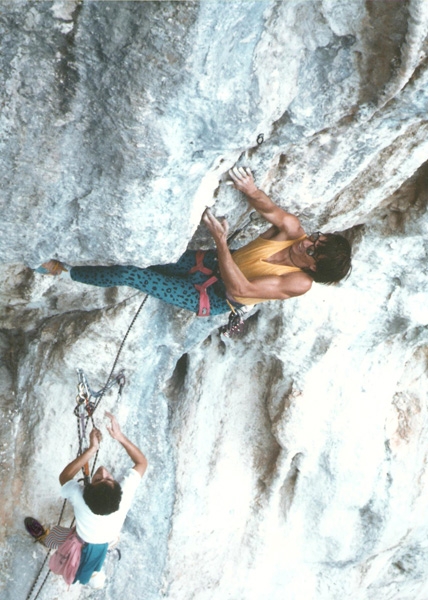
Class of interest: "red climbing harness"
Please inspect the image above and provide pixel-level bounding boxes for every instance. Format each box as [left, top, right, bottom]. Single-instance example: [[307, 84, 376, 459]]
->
[[194, 275, 218, 316], [188, 250, 214, 276], [189, 251, 218, 317], [189, 250, 248, 334]]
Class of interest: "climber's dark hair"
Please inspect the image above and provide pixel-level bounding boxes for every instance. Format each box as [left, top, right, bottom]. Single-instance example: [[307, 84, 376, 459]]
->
[[302, 233, 352, 284], [83, 480, 122, 516]]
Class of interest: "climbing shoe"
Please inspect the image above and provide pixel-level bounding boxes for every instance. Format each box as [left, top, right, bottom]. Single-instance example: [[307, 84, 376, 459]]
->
[[24, 517, 49, 542], [35, 260, 68, 275]]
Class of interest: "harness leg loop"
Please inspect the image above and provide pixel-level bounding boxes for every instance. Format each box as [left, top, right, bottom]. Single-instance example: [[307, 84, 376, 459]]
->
[[194, 276, 218, 317], [188, 250, 213, 275]]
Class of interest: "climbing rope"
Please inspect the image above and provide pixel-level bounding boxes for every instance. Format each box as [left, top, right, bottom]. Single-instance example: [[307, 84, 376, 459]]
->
[[25, 552, 51, 600], [89, 294, 148, 474], [26, 294, 148, 600]]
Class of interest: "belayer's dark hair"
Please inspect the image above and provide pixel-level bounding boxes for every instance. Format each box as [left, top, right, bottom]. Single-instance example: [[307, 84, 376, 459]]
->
[[83, 481, 122, 516], [303, 233, 352, 284]]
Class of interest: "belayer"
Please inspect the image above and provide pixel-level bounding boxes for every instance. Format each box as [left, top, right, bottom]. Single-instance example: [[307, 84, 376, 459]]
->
[[25, 412, 147, 589], [38, 168, 352, 317]]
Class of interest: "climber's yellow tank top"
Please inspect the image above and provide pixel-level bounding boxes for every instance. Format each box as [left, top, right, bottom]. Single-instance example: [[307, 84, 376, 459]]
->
[[231, 235, 306, 305]]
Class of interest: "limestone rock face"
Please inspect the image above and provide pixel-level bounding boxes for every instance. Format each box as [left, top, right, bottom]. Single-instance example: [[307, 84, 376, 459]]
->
[[1, 2, 428, 599]]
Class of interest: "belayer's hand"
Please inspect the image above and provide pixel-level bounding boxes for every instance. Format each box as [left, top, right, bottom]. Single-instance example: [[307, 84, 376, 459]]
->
[[105, 411, 123, 440], [89, 427, 102, 450]]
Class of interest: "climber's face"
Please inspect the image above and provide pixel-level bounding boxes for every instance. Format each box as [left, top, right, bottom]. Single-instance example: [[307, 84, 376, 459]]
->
[[91, 466, 115, 487], [290, 233, 327, 271]]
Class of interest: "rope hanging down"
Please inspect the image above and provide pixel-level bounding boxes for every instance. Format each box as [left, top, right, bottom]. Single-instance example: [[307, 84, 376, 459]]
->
[[26, 294, 148, 600]]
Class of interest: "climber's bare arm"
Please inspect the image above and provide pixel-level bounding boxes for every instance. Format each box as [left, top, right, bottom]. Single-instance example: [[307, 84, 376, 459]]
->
[[228, 167, 305, 240], [59, 428, 101, 485], [105, 412, 147, 477]]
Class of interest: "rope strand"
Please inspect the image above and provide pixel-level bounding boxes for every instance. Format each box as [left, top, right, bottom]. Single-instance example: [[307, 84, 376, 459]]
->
[[25, 552, 52, 600], [93, 295, 148, 414]]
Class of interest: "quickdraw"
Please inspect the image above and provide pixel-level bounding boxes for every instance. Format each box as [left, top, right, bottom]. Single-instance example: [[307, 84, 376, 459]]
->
[[220, 301, 246, 337], [74, 368, 126, 480]]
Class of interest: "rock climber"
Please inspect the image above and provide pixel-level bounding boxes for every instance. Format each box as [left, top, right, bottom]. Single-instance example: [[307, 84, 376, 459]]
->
[[25, 412, 147, 588], [37, 168, 351, 318]]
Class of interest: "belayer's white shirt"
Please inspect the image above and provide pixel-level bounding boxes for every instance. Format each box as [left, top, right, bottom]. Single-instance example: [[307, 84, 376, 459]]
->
[[61, 467, 141, 544]]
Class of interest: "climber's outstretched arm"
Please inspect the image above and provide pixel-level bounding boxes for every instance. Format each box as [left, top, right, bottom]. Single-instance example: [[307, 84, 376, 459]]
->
[[59, 428, 101, 485], [228, 167, 305, 240], [105, 411, 148, 477]]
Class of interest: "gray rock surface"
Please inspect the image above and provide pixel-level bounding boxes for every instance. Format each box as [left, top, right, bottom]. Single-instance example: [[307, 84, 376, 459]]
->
[[1, 1, 428, 599]]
